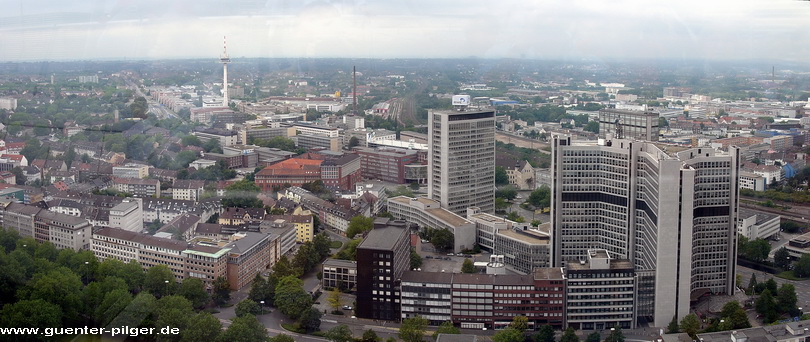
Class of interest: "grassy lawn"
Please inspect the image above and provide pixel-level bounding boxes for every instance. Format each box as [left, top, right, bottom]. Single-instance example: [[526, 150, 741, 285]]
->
[[281, 323, 305, 334], [329, 241, 343, 249], [776, 271, 809, 281]]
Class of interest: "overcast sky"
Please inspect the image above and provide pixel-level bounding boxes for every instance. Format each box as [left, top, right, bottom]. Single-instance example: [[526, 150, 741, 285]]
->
[[1, 0, 808, 62]]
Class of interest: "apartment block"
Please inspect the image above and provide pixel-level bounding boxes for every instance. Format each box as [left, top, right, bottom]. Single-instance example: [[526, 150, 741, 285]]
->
[[112, 164, 149, 179], [112, 177, 161, 198]]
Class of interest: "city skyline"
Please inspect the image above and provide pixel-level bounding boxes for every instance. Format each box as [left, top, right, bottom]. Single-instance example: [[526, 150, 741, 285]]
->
[[1, 0, 809, 63]]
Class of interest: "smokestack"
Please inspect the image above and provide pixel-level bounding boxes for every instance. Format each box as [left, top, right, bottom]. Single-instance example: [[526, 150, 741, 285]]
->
[[353, 66, 357, 114]]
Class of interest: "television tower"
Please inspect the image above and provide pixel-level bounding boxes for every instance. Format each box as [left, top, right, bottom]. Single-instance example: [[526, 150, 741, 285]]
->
[[220, 36, 231, 107]]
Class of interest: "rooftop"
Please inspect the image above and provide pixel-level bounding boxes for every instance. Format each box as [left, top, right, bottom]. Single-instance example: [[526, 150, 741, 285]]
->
[[497, 228, 550, 244], [425, 208, 470, 227], [358, 225, 408, 251]]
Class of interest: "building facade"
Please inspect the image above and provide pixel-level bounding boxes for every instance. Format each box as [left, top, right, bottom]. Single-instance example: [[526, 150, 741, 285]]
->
[[354, 147, 422, 184], [551, 135, 740, 327], [598, 108, 659, 141], [428, 109, 496, 215], [356, 224, 411, 321], [388, 196, 476, 253], [565, 249, 636, 330]]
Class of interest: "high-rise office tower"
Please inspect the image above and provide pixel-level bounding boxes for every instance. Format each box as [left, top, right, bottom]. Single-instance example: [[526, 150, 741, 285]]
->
[[550, 135, 739, 327], [598, 108, 660, 141], [428, 105, 496, 216]]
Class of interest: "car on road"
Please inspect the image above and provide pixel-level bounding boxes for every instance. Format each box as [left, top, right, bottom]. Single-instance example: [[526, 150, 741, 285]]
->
[[343, 305, 353, 310], [447, 253, 454, 256]]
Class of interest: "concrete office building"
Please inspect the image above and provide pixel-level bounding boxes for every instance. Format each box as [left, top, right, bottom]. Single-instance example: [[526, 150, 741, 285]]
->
[[109, 199, 143, 233], [565, 249, 637, 330], [428, 109, 496, 215], [598, 108, 659, 141], [551, 135, 740, 327], [355, 224, 411, 321], [466, 207, 551, 275], [388, 196, 475, 253]]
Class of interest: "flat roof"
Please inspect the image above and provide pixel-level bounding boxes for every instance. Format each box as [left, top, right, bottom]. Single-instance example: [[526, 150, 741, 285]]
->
[[533, 267, 565, 280], [358, 225, 408, 251], [566, 259, 634, 271], [323, 258, 358, 268], [401, 270, 453, 284], [497, 228, 549, 244], [425, 208, 469, 227]]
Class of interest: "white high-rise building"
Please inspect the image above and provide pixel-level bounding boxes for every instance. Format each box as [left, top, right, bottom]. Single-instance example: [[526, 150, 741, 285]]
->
[[550, 135, 740, 327], [428, 108, 496, 215]]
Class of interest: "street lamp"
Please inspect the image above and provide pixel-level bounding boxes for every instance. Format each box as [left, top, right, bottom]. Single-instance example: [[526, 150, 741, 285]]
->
[[83, 261, 89, 283], [164, 280, 170, 297], [260, 300, 265, 314]]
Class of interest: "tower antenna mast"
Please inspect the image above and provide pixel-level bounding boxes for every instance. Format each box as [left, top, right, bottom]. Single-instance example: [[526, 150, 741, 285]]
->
[[220, 36, 231, 107]]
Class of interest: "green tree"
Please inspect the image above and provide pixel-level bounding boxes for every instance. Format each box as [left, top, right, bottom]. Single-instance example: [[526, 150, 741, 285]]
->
[[461, 258, 477, 273], [584, 121, 600, 133], [178, 277, 209, 309], [297, 307, 322, 333], [268, 335, 296, 342], [495, 186, 518, 201], [720, 301, 750, 329], [528, 186, 551, 208], [155, 295, 194, 335], [398, 316, 428, 342], [180, 313, 221, 342], [346, 216, 374, 238], [794, 254, 810, 278], [743, 238, 771, 262], [95, 288, 133, 327], [144, 265, 175, 297], [107, 292, 157, 329], [219, 314, 268, 342], [361, 329, 381, 342], [765, 278, 778, 295], [274, 276, 312, 320], [326, 324, 354, 342], [510, 316, 529, 332], [585, 332, 601, 342], [433, 321, 460, 339], [667, 315, 680, 333], [495, 166, 510, 185], [755, 289, 778, 323], [410, 248, 423, 269], [272, 255, 302, 278], [18, 267, 83, 324], [494, 327, 525, 342], [334, 238, 362, 261], [747, 273, 758, 294], [235, 299, 262, 317], [774, 247, 791, 270], [327, 288, 343, 312], [430, 228, 454, 251], [777, 283, 798, 315], [680, 313, 701, 339], [534, 324, 554, 342], [348, 137, 360, 149], [604, 326, 625, 342], [212, 276, 231, 306], [560, 327, 579, 342], [0, 299, 62, 335], [495, 197, 510, 212]]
